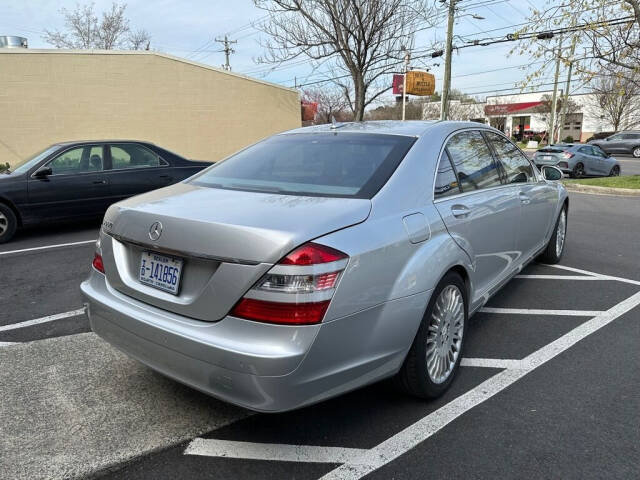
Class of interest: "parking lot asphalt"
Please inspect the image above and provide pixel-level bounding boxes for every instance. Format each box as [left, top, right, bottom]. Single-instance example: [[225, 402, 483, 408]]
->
[[0, 191, 638, 480]]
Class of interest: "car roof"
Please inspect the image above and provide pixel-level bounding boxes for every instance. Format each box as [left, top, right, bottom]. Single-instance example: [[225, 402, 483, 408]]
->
[[281, 120, 489, 138], [52, 139, 154, 146]]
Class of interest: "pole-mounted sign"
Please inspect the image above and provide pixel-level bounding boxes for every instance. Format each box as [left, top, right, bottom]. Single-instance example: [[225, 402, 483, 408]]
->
[[405, 71, 436, 96]]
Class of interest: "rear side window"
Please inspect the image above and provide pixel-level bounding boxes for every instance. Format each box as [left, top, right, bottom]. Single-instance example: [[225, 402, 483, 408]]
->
[[579, 146, 594, 155], [434, 151, 461, 198], [110, 144, 165, 170], [485, 132, 534, 183], [446, 130, 502, 192], [191, 133, 416, 199]]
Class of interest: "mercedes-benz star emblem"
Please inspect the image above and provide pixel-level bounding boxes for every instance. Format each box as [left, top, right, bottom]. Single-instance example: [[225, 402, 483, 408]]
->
[[149, 221, 163, 241]]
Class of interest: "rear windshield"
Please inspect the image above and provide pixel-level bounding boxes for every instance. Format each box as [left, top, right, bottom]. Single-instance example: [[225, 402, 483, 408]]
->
[[190, 133, 416, 199]]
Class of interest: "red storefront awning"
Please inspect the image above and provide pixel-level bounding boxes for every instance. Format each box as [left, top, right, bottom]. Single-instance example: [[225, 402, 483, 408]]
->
[[484, 101, 543, 115]]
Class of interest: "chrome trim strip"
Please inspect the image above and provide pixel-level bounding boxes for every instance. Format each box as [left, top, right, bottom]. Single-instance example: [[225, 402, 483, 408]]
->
[[268, 259, 348, 276], [244, 288, 335, 303], [108, 233, 261, 265]]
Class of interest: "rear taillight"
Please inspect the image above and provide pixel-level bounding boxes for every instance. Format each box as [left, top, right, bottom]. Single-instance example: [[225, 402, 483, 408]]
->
[[230, 242, 348, 325], [92, 253, 105, 274], [563, 152, 574, 159], [92, 238, 105, 274]]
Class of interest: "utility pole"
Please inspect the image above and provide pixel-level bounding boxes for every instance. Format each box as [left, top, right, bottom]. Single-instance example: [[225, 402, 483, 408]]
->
[[549, 37, 563, 144], [558, 36, 577, 142], [402, 49, 411, 121], [215, 35, 237, 71], [440, 0, 456, 121]]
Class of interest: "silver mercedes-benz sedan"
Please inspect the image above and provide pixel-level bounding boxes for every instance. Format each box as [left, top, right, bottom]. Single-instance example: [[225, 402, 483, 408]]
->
[[81, 121, 568, 412]]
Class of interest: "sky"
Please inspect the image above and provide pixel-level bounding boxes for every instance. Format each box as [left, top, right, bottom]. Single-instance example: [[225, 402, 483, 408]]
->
[[0, 0, 570, 104]]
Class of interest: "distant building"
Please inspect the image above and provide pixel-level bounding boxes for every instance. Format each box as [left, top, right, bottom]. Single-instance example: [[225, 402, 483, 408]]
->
[[423, 90, 616, 142], [0, 49, 300, 166]]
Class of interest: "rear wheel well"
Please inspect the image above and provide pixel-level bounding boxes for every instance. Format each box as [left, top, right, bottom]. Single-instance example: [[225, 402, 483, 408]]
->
[[0, 198, 22, 227], [447, 265, 470, 306]]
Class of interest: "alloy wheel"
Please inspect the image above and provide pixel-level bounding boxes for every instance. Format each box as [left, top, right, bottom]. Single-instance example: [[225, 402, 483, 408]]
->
[[633, 147, 640, 158], [0, 211, 7, 236], [426, 285, 464, 384], [574, 163, 584, 178], [556, 209, 567, 257], [610, 166, 620, 177]]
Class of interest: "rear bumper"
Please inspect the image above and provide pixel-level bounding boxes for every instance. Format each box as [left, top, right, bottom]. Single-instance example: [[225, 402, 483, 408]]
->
[[81, 270, 429, 412]]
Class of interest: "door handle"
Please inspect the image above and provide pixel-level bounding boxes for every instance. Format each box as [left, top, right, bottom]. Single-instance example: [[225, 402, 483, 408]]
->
[[92, 180, 107, 184], [518, 192, 531, 204], [451, 204, 471, 218]]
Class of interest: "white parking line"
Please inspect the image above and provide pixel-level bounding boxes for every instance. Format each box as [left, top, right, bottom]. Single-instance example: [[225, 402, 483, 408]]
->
[[479, 307, 604, 317], [320, 290, 640, 479], [0, 239, 96, 256], [514, 275, 601, 280], [549, 264, 640, 286], [185, 438, 367, 463], [0, 308, 86, 333], [460, 358, 525, 369], [0, 341, 19, 347]]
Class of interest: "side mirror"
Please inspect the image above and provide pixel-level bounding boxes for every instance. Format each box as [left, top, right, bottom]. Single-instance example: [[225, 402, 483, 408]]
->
[[34, 166, 52, 178], [540, 165, 563, 181]]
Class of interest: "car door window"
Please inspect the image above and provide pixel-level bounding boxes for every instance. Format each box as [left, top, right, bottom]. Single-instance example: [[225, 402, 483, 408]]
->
[[110, 144, 165, 170], [485, 132, 534, 183], [434, 151, 461, 198], [592, 146, 608, 158], [446, 130, 502, 192], [48, 146, 104, 175], [579, 146, 595, 156]]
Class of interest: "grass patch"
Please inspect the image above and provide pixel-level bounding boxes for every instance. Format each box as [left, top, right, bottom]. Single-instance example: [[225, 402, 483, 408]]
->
[[564, 175, 640, 189]]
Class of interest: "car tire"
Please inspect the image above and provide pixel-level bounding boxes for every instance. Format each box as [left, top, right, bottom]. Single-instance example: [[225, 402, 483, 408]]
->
[[633, 147, 640, 158], [0, 203, 18, 244], [571, 162, 585, 179], [395, 271, 467, 399], [609, 165, 620, 176], [538, 205, 567, 264]]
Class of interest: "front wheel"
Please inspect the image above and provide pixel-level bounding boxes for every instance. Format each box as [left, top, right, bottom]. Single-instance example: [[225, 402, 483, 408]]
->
[[538, 206, 567, 264], [632, 146, 640, 158], [609, 165, 620, 177], [0, 203, 17, 244], [395, 272, 467, 399]]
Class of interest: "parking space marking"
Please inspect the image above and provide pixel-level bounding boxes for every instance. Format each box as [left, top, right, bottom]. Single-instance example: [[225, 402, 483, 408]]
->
[[185, 438, 368, 464], [320, 289, 640, 479], [514, 275, 601, 280], [0, 341, 19, 347], [460, 358, 525, 369], [479, 307, 604, 316], [550, 264, 640, 286], [0, 239, 96, 256], [0, 308, 86, 332]]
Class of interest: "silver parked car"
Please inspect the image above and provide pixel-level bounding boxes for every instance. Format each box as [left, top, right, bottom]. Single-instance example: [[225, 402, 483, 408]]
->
[[533, 143, 620, 178], [81, 121, 568, 412]]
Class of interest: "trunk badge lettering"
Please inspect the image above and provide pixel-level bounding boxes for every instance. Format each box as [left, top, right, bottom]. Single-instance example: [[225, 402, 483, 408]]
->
[[149, 221, 163, 241]]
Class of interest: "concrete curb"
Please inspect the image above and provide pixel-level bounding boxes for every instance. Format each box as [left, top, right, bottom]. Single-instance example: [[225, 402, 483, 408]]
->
[[563, 182, 640, 196]]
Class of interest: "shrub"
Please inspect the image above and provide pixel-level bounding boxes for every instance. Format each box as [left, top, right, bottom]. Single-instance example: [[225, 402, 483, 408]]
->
[[0, 162, 9, 173], [533, 135, 542, 143], [563, 135, 574, 143]]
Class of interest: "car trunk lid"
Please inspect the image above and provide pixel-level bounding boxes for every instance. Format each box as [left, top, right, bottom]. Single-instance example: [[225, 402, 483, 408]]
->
[[101, 182, 371, 321]]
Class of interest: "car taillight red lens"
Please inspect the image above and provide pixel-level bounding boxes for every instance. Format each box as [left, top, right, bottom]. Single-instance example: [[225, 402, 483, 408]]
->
[[563, 152, 574, 159], [92, 253, 105, 274], [230, 242, 348, 325]]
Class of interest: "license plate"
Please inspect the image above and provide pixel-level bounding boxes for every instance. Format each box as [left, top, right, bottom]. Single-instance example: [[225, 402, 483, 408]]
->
[[543, 155, 552, 161], [139, 251, 183, 295]]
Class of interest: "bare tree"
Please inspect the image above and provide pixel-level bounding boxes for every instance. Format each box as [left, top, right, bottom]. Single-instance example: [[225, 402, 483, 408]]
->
[[128, 29, 152, 50], [43, 2, 151, 50], [512, 0, 640, 87], [534, 94, 580, 142], [254, 0, 436, 121], [302, 88, 350, 124], [585, 72, 640, 131]]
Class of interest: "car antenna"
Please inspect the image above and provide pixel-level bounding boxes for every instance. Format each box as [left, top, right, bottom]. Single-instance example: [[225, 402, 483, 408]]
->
[[330, 115, 346, 130]]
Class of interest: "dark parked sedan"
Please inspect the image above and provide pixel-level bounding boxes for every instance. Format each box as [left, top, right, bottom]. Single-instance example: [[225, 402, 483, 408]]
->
[[590, 131, 640, 157], [0, 140, 209, 243]]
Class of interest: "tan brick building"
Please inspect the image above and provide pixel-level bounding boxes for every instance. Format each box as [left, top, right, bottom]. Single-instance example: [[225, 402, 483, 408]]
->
[[0, 49, 300, 167]]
